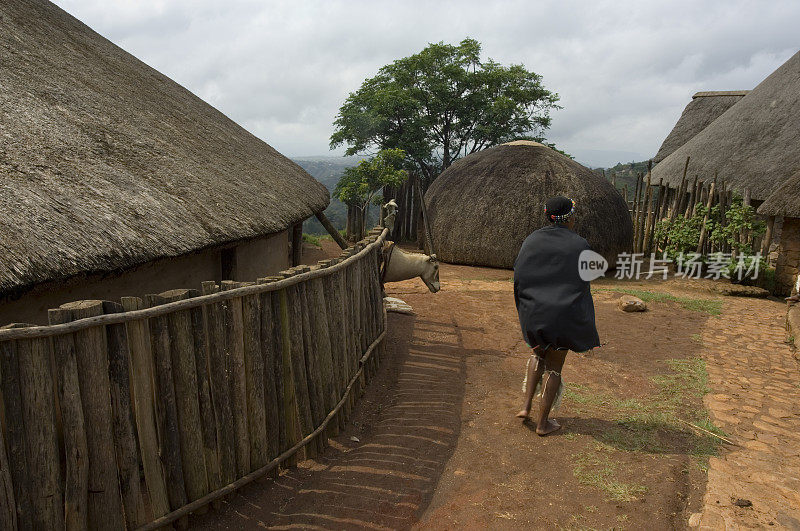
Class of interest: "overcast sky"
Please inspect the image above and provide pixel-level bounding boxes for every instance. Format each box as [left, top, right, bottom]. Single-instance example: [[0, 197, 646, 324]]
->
[[53, 0, 799, 167]]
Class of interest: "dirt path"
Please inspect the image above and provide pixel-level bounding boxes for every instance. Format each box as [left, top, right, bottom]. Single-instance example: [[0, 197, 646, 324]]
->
[[192, 258, 795, 530]]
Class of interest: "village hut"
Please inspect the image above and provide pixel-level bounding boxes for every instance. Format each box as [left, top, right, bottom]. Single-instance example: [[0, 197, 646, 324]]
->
[[757, 170, 800, 296], [651, 50, 800, 201], [424, 141, 633, 269], [0, 0, 329, 325], [653, 91, 749, 163]]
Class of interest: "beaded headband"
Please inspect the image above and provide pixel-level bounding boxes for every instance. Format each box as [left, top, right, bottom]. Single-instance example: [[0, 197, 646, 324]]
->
[[544, 198, 576, 222]]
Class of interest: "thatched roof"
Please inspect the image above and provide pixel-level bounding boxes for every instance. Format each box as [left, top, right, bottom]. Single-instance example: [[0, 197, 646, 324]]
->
[[653, 91, 749, 163], [757, 170, 800, 218], [0, 0, 328, 297], [424, 141, 633, 268], [651, 51, 800, 200]]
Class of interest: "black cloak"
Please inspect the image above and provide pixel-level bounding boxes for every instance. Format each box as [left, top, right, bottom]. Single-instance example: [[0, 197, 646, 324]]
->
[[513, 224, 600, 352]]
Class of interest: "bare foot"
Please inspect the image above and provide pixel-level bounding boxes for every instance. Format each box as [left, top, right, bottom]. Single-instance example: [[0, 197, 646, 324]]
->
[[536, 419, 561, 436], [515, 409, 530, 419]]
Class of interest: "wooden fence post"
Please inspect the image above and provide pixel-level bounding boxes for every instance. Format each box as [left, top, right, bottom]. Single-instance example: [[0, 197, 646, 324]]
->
[[696, 179, 717, 254], [59, 301, 126, 529], [321, 260, 348, 432], [298, 270, 326, 454], [637, 171, 651, 253], [219, 281, 251, 476], [200, 282, 236, 489], [0, 418, 15, 530], [1, 324, 64, 529], [256, 277, 284, 471], [143, 294, 189, 520], [120, 296, 171, 520], [0, 333, 32, 528], [632, 173, 642, 248], [283, 274, 314, 459], [46, 311, 89, 530], [309, 272, 337, 440], [157, 290, 209, 505], [241, 289, 269, 470], [101, 301, 145, 527], [276, 284, 302, 467], [188, 297, 222, 495]]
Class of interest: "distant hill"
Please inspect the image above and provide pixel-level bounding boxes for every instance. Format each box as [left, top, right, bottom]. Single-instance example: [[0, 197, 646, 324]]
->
[[591, 160, 651, 199], [294, 156, 381, 235]]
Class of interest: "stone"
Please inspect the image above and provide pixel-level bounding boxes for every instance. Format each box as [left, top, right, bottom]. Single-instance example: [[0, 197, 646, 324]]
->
[[731, 498, 752, 508], [618, 295, 647, 312]]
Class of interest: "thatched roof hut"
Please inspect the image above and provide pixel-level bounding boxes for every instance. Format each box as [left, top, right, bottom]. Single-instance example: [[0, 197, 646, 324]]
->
[[757, 170, 800, 295], [653, 91, 749, 163], [757, 170, 800, 218], [651, 51, 800, 200], [0, 0, 328, 298], [424, 141, 633, 269]]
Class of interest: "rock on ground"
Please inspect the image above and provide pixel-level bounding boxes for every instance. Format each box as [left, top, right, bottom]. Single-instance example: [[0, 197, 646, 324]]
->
[[618, 294, 647, 312]]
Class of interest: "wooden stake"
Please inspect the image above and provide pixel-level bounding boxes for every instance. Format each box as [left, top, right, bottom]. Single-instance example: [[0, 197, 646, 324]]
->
[[47, 312, 89, 530], [220, 281, 251, 476], [696, 178, 717, 254], [144, 295, 189, 517], [120, 297, 170, 520], [102, 301, 145, 527], [14, 327, 63, 529], [254, 281, 282, 469], [241, 291, 269, 470], [60, 301, 125, 528], [200, 282, 236, 487], [0, 419, 16, 530], [0, 334, 33, 528]]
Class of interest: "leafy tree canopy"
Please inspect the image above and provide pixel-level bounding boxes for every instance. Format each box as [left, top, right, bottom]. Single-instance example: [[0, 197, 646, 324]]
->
[[333, 148, 408, 211], [330, 38, 561, 184]]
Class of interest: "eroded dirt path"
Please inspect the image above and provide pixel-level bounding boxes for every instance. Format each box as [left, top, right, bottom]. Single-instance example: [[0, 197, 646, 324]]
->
[[193, 257, 795, 530]]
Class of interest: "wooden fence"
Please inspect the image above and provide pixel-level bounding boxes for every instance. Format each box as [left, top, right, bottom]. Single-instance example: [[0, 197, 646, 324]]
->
[[623, 158, 766, 257], [0, 228, 388, 530]]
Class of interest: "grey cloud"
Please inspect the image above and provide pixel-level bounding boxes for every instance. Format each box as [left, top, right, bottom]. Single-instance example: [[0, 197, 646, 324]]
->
[[53, 0, 800, 164]]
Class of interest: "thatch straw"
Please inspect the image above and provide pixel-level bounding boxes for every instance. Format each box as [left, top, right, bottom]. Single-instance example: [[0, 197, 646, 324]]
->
[[653, 91, 748, 163], [757, 170, 800, 218], [0, 0, 329, 297], [424, 141, 633, 268], [652, 51, 800, 200]]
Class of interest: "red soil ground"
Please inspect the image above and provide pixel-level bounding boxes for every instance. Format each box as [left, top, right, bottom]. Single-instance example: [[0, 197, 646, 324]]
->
[[192, 242, 727, 529]]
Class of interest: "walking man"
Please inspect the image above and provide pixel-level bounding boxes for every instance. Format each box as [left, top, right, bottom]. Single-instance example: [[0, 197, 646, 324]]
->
[[514, 196, 600, 435]]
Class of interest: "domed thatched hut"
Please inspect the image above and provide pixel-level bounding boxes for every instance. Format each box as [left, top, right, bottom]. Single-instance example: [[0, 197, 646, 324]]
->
[[424, 141, 633, 268], [653, 91, 749, 163], [757, 170, 800, 296]]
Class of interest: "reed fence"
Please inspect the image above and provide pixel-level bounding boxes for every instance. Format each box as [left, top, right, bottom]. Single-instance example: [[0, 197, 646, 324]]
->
[[0, 227, 389, 530]]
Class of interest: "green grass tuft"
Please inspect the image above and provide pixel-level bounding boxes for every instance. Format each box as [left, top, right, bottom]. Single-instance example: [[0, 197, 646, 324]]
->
[[593, 288, 722, 315], [302, 233, 323, 248], [572, 447, 648, 502]]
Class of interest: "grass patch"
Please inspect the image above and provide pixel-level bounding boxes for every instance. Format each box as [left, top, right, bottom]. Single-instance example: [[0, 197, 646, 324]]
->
[[302, 233, 323, 248], [572, 445, 647, 501], [565, 356, 724, 495], [593, 288, 722, 315]]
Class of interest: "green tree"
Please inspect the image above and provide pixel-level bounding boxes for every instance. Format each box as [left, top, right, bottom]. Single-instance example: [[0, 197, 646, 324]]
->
[[334, 148, 408, 239], [330, 38, 561, 186]]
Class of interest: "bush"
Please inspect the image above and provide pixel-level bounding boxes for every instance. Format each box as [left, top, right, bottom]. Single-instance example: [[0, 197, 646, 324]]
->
[[653, 194, 766, 282], [302, 233, 322, 248]]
